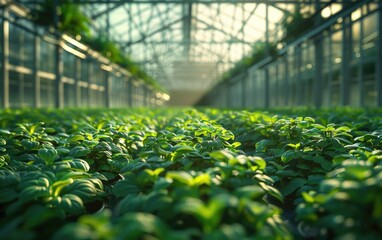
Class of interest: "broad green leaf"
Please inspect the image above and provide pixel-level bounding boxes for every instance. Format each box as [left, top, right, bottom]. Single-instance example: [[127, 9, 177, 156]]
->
[[310, 156, 333, 171], [165, 171, 193, 186], [209, 150, 234, 162], [281, 150, 302, 163], [69, 158, 90, 172], [54, 194, 84, 215], [22, 139, 39, 150], [117, 194, 145, 214], [234, 185, 265, 199], [113, 179, 141, 197], [23, 204, 65, 229], [249, 156, 266, 170], [0, 188, 18, 203], [69, 135, 85, 143], [256, 140, 273, 152], [280, 178, 307, 196], [68, 146, 90, 158], [38, 148, 58, 165], [19, 185, 50, 203], [259, 182, 283, 202]]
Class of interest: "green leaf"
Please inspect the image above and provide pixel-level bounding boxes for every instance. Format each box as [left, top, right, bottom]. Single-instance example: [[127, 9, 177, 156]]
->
[[63, 179, 101, 202], [117, 194, 145, 214], [38, 148, 58, 165], [68, 146, 90, 158], [54, 194, 84, 215], [0, 188, 18, 203], [256, 139, 273, 152], [69, 135, 85, 143], [259, 182, 283, 202], [22, 139, 39, 150], [69, 158, 90, 172], [165, 171, 193, 186], [310, 156, 333, 171], [23, 204, 65, 229], [113, 179, 141, 197], [234, 185, 265, 199], [281, 150, 302, 163], [209, 150, 234, 162], [280, 178, 307, 196], [19, 185, 50, 203]]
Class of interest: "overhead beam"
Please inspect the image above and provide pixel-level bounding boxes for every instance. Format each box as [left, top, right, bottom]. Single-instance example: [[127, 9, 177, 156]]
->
[[21, 0, 335, 4], [183, 2, 192, 61], [194, 16, 252, 47], [91, 2, 125, 19], [124, 17, 184, 47]]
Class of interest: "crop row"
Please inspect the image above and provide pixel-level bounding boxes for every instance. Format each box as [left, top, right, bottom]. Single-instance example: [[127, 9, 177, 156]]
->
[[0, 108, 381, 239]]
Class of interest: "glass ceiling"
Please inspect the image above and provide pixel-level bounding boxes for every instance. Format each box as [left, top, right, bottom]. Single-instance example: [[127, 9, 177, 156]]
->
[[17, 0, 331, 105], [81, 1, 293, 104]]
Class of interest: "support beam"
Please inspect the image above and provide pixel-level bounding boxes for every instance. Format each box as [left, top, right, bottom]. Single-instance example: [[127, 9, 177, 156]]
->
[[124, 17, 184, 47], [54, 0, 64, 108], [33, 34, 41, 108], [340, 15, 351, 106], [26, 0, 335, 4], [284, 57, 289, 106], [313, 36, 323, 109], [128, 78, 133, 107], [75, 57, 81, 107], [1, 11, 9, 108], [264, 3, 269, 108], [313, 0, 323, 109], [105, 72, 111, 107], [377, 1, 382, 107], [183, 2, 192, 61], [91, 2, 125, 19]]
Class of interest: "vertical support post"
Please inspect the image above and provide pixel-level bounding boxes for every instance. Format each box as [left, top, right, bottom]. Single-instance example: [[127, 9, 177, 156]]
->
[[75, 57, 81, 107], [34, 34, 41, 108], [87, 61, 92, 107], [275, 63, 279, 106], [295, 45, 302, 105], [284, 56, 290, 106], [313, 0, 323, 109], [358, 7, 365, 107], [1, 10, 9, 108], [264, 3, 270, 108], [377, 2, 382, 106], [225, 83, 230, 108], [341, 16, 352, 106], [105, 71, 111, 108], [327, 29, 333, 106], [314, 38, 324, 109], [128, 78, 133, 107], [105, 0, 112, 108], [241, 72, 247, 108], [54, 0, 63, 108]]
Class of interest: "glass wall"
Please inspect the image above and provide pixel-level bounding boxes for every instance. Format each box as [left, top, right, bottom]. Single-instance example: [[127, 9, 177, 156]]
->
[[0, 7, 164, 109], [201, 1, 381, 109]]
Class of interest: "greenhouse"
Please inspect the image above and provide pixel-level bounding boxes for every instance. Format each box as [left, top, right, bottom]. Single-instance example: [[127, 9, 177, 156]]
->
[[1, 1, 382, 240]]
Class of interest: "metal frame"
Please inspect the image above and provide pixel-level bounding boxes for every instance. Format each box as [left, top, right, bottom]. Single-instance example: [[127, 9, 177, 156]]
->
[[198, 0, 382, 108], [0, 2, 168, 108]]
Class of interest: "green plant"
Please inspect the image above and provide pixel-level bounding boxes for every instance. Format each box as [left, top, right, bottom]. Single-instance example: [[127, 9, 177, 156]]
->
[[0, 107, 382, 239], [32, 0, 91, 37], [297, 159, 382, 239], [281, 10, 314, 43], [221, 41, 277, 81]]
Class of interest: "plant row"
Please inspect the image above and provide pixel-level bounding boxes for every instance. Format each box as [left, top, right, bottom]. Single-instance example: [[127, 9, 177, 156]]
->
[[0, 108, 381, 239]]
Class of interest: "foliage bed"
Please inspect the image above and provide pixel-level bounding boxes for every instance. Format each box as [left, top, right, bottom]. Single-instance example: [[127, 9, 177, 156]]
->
[[0, 108, 381, 239]]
